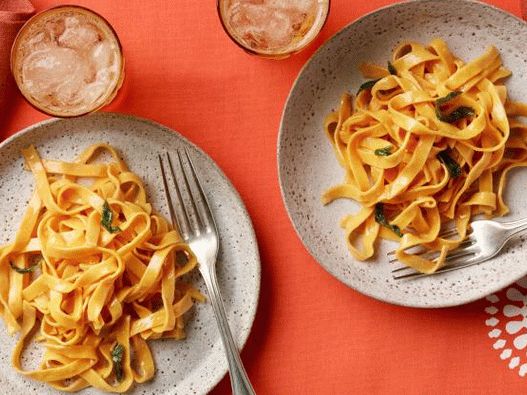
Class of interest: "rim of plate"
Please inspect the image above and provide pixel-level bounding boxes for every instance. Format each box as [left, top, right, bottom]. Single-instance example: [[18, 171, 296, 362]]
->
[[277, 0, 527, 308], [0, 112, 261, 394]]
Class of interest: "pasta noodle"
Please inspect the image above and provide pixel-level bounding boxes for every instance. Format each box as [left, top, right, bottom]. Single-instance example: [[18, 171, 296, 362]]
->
[[323, 39, 527, 273], [0, 144, 204, 392]]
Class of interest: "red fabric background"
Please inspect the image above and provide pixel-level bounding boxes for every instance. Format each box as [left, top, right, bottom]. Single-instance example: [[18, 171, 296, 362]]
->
[[1, 1, 525, 393], [0, 0, 34, 122]]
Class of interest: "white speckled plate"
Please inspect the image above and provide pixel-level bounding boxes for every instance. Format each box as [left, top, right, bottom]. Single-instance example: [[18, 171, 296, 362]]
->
[[278, 0, 527, 308], [0, 113, 260, 394]]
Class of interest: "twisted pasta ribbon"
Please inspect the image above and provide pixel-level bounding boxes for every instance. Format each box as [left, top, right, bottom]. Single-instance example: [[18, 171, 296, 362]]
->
[[323, 40, 527, 273], [0, 144, 204, 392]]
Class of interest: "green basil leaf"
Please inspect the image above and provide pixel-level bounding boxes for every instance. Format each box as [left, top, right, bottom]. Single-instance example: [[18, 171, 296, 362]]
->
[[436, 106, 475, 123], [10, 260, 40, 274], [357, 78, 381, 95], [374, 146, 392, 156], [111, 343, 124, 382], [102, 201, 121, 233], [437, 150, 462, 178], [374, 203, 403, 237], [387, 61, 397, 75], [435, 91, 474, 123], [436, 91, 461, 106]]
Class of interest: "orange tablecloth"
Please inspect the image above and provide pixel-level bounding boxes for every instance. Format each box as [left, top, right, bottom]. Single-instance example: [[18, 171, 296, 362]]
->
[[2, 0, 527, 393]]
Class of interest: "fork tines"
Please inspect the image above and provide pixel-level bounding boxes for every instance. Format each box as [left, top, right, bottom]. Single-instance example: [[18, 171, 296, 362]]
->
[[158, 149, 214, 239], [390, 234, 480, 280]]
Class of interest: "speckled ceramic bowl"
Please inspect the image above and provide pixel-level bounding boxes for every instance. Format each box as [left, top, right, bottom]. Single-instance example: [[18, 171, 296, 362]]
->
[[278, 0, 527, 308], [0, 113, 260, 394]]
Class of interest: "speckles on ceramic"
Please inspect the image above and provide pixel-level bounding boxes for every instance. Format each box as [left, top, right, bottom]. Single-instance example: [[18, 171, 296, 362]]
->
[[0, 113, 261, 394], [278, 0, 527, 308]]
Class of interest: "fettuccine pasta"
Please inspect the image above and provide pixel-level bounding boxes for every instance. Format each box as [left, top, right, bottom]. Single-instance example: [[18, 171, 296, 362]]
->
[[323, 39, 527, 273], [0, 144, 204, 392]]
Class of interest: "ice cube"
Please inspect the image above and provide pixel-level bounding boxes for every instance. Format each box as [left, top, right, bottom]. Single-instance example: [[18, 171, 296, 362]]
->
[[44, 19, 65, 41], [27, 31, 51, 51], [64, 16, 80, 28], [54, 58, 93, 106], [58, 22, 100, 51], [54, 77, 84, 105], [229, 3, 293, 49], [90, 41, 114, 70], [22, 47, 89, 102], [227, 0, 316, 50], [266, 0, 314, 13], [79, 79, 108, 105], [264, 9, 294, 48], [290, 0, 316, 13]]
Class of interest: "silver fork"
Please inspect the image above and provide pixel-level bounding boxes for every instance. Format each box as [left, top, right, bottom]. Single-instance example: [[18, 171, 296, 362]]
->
[[158, 150, 256, 395], [389, 218, 527, 280]]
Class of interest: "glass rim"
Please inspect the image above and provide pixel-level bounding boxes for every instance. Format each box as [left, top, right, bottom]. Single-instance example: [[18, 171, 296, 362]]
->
[[10, 4, 125, 118], [216, 0, 331, 58]]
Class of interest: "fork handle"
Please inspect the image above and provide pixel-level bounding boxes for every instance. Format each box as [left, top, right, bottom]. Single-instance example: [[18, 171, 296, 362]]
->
[[502, 217, 527, 237], [201, 267, 256, 395]]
